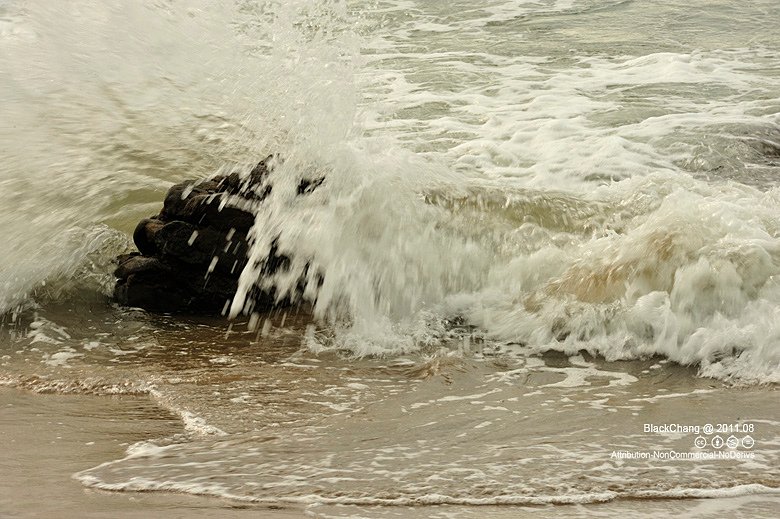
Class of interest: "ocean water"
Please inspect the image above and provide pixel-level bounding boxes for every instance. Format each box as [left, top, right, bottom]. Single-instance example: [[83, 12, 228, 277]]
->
[[1, 0, 779, 516]]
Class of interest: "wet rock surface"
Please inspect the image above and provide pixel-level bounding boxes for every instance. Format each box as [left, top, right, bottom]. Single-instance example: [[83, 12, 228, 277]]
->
[[113, 160, 314, 315]]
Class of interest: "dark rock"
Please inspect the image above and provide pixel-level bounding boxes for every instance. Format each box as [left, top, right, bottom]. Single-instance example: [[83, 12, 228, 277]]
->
[[132, 218, 165, 256], [153, 220, 211, 265], [113, 159, 320, 316], [179, 194, 256, 232], [115, 269, 236, 313], [152, 220, 250, 275], [160, 180, 201, 220], [114, 254, 169, 280]]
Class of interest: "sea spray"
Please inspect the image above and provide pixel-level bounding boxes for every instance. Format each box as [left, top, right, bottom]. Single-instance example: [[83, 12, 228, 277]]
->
[[229, 0, 491, 352]]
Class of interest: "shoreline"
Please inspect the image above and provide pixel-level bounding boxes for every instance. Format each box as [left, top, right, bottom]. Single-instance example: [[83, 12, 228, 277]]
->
[[1, 386, 778, 518]]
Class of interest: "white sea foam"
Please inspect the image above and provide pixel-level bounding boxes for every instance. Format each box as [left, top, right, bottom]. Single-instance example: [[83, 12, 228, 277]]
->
[[43, 349, 83, 367], [231, 39, 780, 384], [73, 473, 780, 507], [178, 411, 228, 437]]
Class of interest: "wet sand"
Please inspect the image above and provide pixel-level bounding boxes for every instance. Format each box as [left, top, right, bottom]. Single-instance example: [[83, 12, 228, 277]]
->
[[1, 386, 778, 518], [0, 388, 298, 518]]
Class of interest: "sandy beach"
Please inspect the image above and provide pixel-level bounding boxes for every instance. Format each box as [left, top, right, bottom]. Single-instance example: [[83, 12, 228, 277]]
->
[[2, 384, 778, 518], [0, 387, 300, 518]]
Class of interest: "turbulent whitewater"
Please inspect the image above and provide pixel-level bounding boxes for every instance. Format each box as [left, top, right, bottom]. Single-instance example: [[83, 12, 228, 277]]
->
[[1, 0, 779, 515]]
